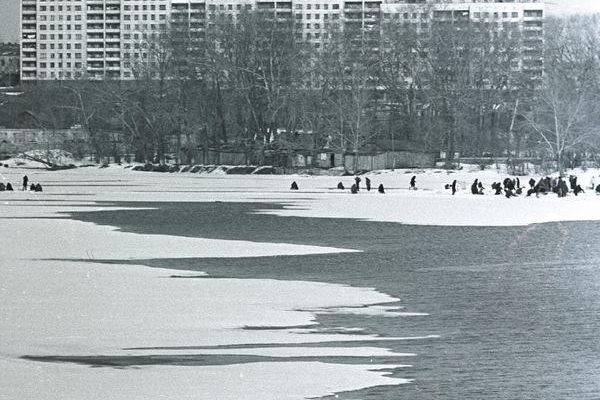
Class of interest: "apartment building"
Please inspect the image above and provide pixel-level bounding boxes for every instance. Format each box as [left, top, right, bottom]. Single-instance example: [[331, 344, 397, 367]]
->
[[20, 0, 544, 81]]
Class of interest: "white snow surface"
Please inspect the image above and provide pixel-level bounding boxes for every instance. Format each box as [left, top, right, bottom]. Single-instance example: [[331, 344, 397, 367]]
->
[[3, 164, 598, 227], [0, 166, 423, 400], [2, 164, 598, 399]]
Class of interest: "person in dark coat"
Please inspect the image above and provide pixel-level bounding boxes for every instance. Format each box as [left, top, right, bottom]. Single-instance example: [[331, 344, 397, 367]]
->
[[30, 183, 36, 191], [492, 182, 502, 195], [6, 182, 13, 191], [354, 177, 361, 191], [365, 177, 371, 191], [516, 177, 521, 189], [535, 178, 547, 194], [378, 184, 385, 194], [471, 179, 479, 195], [557, 178, 568, 197], [574, 184, 584, 196], [528, 178, 536, 189], [0, 183, 5, 191], [35, 183, 43, 192], [350, 183, 358, 194], [409, 175, 416, 190], [477, 181, 484, 194], [451, 180, 457, 195], [290, 181, 299, 190], [569, 175, 577, 191], [22, 175, 28, 191], [560, 179, 569, 196], [337, 182, 345, 190]]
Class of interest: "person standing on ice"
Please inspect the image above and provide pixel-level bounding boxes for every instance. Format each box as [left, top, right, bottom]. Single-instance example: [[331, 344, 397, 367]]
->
[[451, 180, 457, 195], [378, 184, 385, 193], [471, 179, 479, 195], [409, 176, 416, 190], [365, 177, 371, 191], [22, 175, 28, 191], [354, 176, 361, 191]]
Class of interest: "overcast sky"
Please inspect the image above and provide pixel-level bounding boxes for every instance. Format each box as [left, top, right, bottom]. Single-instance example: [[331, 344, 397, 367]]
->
[[1, 0, 600, 43]]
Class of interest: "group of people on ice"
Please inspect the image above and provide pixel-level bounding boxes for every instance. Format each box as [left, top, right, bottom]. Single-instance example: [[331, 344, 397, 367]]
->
[[291, 175, 388, 193], [461, 174, 599, 198], [337, 176, 386, 194], [290, 172, 600, 198], [0, 175, 43, 193]]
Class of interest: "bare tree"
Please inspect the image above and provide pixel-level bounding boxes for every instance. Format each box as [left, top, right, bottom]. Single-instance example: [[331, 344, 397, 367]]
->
[[522, 16, 600, 174]]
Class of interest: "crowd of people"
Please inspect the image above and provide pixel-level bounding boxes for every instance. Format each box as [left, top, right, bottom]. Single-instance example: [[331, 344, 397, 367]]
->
[[290, 172, 600, 198], [458, 174, 599, 198], [0, 175, 43, 193]]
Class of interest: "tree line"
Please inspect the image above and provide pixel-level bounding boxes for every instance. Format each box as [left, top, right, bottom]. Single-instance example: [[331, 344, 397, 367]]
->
[[1, 11, 600, 172]]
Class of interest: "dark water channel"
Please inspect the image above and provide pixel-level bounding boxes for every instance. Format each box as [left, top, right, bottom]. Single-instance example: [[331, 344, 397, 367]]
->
[[64, 201, 600, 399]]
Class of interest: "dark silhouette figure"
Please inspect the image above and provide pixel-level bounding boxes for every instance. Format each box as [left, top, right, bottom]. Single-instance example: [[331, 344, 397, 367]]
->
[[574, 184, 584, 196], [6, 182, 13, 191], [471, 179, 479, 195], [503, 178, 515, 191], [492, 182, 503, 195], [354, 177, 361, 191], [409, 176, 416, 190], [516, 177, 521, 189], [505, 188, 515, 198], [350, 184, 358, 194], [35, 183, 43, 192], [528, 178, 536, 189], [0, 183, 5, 191], [365, 177, 371, 191], [337, 182, 345, 190], [451, 180, 457, 195], [477, 181, 484, 194], [22, 175, 28, 191], [596, 184, 600, 194], [30, 183, 36, 191], [515, 187, 523, 195], [378, 184, 385, 194], [569, 175, 577, 191], [290, 181, 299, 190], [557, 178, 568, 197]]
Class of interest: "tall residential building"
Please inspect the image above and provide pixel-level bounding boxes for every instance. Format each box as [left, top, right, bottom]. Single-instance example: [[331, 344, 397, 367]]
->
[[20, 0, 544, 81]]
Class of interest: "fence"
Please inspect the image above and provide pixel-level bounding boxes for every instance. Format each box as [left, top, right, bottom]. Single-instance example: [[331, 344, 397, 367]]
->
[[343, 151, 436, 172]]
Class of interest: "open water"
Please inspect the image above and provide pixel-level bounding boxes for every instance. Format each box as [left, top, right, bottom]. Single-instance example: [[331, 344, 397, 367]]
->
[[67, 201, 600, 399]]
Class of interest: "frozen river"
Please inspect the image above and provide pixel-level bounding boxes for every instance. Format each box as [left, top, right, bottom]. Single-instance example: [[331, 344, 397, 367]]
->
[[67, 200, 600, 399], [1, 167, 600, 399]]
